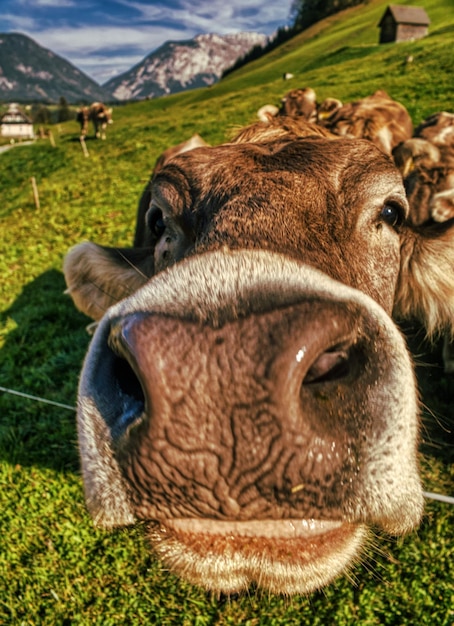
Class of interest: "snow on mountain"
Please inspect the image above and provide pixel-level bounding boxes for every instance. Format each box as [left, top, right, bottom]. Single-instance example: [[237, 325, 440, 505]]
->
[[103, 32, 267, 101]]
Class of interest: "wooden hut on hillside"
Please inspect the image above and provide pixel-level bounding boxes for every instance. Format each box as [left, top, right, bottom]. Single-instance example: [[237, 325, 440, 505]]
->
[[378, 5, 430, 44], [0, 103, 34, 139]]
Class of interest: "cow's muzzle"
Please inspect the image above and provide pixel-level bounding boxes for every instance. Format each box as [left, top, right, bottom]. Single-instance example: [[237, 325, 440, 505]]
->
[[77, 249, 423, 537]]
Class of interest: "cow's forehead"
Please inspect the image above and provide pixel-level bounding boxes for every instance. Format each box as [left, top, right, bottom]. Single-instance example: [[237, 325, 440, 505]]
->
[[153, 136, 402, 208]]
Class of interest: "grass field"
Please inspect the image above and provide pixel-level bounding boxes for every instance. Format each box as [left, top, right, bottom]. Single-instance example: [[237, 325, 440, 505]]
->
[[0, 0, 453, 623]]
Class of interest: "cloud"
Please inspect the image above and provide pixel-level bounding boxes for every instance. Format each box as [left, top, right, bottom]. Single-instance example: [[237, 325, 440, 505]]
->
[[0, 0, 293, 83]]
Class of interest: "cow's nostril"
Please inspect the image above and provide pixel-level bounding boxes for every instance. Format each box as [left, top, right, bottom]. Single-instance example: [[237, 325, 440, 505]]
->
[[303, 345, 354, 385], [105, 325, 146, 437], [112, 355, 146, 416]]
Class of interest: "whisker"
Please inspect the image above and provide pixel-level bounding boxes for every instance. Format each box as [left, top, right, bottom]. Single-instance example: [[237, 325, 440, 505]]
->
[[114, 248, 150, 280]]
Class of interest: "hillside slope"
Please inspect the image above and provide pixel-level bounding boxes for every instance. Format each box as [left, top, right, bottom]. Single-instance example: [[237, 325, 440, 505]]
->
[[176, 0, 453, 126]]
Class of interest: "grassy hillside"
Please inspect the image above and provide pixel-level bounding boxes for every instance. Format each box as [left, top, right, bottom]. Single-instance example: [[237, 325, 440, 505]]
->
[[0, 0, 453, 623]]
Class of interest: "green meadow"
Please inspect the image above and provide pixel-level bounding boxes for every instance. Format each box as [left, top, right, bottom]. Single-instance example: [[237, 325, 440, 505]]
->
[[0, 0, 453, 623]]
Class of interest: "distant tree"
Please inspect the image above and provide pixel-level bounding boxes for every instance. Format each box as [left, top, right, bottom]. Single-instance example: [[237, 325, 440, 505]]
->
[[290, 0, 367, 31], [32, 105, 51, 124], [57, 96, 71, 122], [222, 25, 299, 79]]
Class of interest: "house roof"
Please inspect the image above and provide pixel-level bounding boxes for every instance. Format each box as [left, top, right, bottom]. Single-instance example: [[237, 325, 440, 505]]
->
[[0, 103, 33, 125], [379, 5, 430, 27]]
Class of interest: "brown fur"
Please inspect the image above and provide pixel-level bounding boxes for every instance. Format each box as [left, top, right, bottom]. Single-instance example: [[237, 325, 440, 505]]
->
[[397, 111, 454, 372], [133, 134, 209, 248], [324, 90, 413, 154], [278, 87, 318, 121], [77, 102, 113, 139], [230, 116, 335, 144]]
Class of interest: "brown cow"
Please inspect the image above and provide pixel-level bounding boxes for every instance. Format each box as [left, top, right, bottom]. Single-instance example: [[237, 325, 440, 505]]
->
[[394, 112, 454, 373], [76, 106, 89, 138], [77, 102, 113, 140], [257, 88, 317, 122], [63, 119, 454, 595], [278, 87, 318, 121], [323, 90, 413, 155], [316, 97, 343, 124]]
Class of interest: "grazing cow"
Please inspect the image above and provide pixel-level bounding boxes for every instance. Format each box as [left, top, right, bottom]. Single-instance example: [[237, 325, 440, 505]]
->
[[76, 106, 89, 138], [64, 118, 454, 596], [278, 87, 318, 121], [323, 90, 413, 155], [77, 102, 113, 140]]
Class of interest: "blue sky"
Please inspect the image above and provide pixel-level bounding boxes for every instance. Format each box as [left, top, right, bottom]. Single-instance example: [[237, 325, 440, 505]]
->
[[0, 0, 294, 84]]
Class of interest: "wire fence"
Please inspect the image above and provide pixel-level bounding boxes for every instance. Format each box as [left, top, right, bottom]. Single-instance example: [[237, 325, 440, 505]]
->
[[1, 384, 453, 504]]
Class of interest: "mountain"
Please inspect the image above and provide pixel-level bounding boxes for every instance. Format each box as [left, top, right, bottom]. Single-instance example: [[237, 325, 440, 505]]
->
[[103, 32, 267, 101], [0, 32, 114, 103]]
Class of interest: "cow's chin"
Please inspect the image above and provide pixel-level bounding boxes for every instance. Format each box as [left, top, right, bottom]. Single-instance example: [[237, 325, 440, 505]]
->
[[147, 519, 367, 595]]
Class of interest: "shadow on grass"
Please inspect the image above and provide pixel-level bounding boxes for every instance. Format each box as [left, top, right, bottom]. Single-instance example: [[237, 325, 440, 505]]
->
[[0, 269, 91, 472]]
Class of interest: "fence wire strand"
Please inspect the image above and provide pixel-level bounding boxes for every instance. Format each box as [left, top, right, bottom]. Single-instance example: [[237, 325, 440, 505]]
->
[[0, 385, 452, 503]]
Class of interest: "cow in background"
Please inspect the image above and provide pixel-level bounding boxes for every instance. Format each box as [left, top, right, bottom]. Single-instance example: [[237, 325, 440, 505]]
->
[[321, 90, 413, 155], [257, 88, 318, 123], [257, 89, 412, 155], [393, 111, 454, 373], [76, 106, 89, 138], [278, 87, 318, 121], [77, 102, 113, 140]]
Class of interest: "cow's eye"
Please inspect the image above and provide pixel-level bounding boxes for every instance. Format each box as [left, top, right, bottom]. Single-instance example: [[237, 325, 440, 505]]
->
[[380, 203, 404, 228], [147, 208, 166, 238]]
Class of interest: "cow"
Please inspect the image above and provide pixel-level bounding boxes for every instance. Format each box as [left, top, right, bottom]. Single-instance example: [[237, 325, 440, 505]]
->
[[393, 112, 454, 373], [257, 104, 280, 122], [76, 106, 89, 138], [63, 118, 454, 596], [322, 90, 413, 155], [278, 87, 318, 121], [415, 111, 454, 148], [77, 102, 113, 140], [316, 97, 343, 124], [257, 89, 412, 155], [257, 88, 318, 122]]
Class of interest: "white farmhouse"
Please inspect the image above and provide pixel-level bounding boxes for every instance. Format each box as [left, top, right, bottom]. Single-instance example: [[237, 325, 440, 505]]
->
[[1, 103, 34, 139]]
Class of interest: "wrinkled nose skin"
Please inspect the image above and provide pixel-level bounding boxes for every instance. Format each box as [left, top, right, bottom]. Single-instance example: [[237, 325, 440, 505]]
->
[[77, 249, 423, 595]]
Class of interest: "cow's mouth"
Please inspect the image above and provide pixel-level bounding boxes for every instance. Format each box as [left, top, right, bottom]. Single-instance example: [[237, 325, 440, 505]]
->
[[148, 518, 367, 594]]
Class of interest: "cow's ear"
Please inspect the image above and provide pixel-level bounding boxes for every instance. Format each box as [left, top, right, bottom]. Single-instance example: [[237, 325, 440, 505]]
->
[[63, 243, 154, 320], [394, 219, 454, 336]]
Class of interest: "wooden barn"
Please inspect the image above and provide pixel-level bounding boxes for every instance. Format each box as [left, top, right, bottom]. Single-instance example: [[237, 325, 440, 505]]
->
[[0, 103, 35, 140], [378, 5, 430, 44]]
